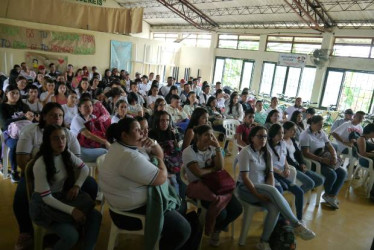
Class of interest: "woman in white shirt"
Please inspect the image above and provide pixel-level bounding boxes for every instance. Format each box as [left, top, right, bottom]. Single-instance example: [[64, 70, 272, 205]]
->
[[183, 91, 198, 118], [299, 115, 346, 209], [30, 124, 101, 250], [224, 92, 244, 122], [100, 117, 191, 250], [127, 92, 143, 117], [237, 126, 315, 250], [111, 99, 130, 123], [70, 98, 110, 163], [62, 91, 78, 128], [146, 84, 163, 110], [23, 85, 43, 114]]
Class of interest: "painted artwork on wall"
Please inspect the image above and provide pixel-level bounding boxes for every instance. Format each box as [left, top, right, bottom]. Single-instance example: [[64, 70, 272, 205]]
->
[[25, 52, 68, 73], [110, 40, 132, 73]]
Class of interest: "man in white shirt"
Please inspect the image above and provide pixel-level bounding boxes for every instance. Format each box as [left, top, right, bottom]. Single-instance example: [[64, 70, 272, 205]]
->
[[19, 62, 36, 82], [148, 72, 155, 84], [199, 84, 211, 106], [159, 76, 173, 97], [89, 66, 102, 81], [165, 95, 188, 124], [180, 83, 191, 104], [286, 97, 306, 120], [331, 109, 354, 132], [139, 75, 150, 97], [331, 111, 365, 153]]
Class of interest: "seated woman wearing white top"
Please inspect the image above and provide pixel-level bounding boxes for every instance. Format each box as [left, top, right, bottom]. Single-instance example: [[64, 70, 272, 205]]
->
[[30, 124, 101, 250], [111, 99, 130, 123], [99, 117, 191, 250], [62, 91, 78, 128], [237, 126, 315, 250], [299, 115, 346, 209], [70, 98, 110, 163], [267, 123, 306, 221], [182, 125, 242, 247], [224, 92, 244, 122]]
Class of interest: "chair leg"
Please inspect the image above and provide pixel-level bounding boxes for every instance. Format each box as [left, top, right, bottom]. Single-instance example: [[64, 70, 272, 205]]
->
[[315, 186, 323, 206], [107, 222, 119, 250], [239, 203, 254, 246]]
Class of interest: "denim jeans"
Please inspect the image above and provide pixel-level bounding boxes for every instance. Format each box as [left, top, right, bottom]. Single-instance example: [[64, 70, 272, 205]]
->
[[201, 195, 243, 232], [110, 206, 191, 250], [81, 147, 107, 163], [237, 183, 299, 242], [5, 137, 18, 172], [296, 170, 325, 193], [49, 209, 102, 250], [315, 165, 347, 196], [274, 173, 304, 220], [13, 176, 98, 235], [169, 172, 187, 199]]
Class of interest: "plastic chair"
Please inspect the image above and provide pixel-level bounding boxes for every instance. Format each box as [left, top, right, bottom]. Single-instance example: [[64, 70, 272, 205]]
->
[[85, 162, 97, 179], [0, 131, 10, 179], [25, 161, 50, 250], [107, 205, 159, 250], [223, 119, 241, 155], [347, 153, 374, 198], [95, 154, 106, 214], [303, 157, 323, 206], [340, 147, 357, 181]]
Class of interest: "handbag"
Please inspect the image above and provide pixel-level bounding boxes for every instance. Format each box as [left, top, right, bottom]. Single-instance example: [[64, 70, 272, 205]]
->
[[202, 170, 235, 195], [77, 117, 106, 148], [161, 140, 183, 174], [315, 148, 342, 170]]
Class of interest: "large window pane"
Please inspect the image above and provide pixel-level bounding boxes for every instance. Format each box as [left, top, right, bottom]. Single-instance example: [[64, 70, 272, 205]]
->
[[260, 63, 275, 95], [271, 66, 287, 96], [284, 67, 301, 97], [298, 67, 316, 102], [267, 42, 292, 53], [321, 71, 344, 107], [240, 62, 254, 90], [292, 44, 321, 54], [218, 40, 237, 49], [238, 41, 259, 50], [213, 58, 224, 84], [333, 45, 371, 58], [222, 59, 243, 89]]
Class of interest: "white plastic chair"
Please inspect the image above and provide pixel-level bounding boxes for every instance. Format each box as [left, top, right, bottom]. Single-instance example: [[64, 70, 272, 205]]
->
[[347, 153, 374, 198], [0, 131, 10, 179], [340, 146, 358, 181], [96, 154, 106, 214], [303, 157, 323, 206], [223, 119, 241, 155]]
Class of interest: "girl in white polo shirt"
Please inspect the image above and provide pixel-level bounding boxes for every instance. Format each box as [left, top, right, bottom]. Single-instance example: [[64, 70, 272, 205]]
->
[[237, 126, 315, 250]]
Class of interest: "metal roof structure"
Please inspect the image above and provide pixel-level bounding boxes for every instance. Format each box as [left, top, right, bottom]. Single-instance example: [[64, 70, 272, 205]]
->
[[115, 0, 374, 31]]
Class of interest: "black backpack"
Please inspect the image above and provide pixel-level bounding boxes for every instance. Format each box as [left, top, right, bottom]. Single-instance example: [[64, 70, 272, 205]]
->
[[269, 219, 297, 250]]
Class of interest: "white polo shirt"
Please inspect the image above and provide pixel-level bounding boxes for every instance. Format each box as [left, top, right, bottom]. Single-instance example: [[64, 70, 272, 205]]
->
[[182, 145, 216, 183], [70, 114, 96, 137], [285, 106, 303, 119], [332, 121, 363, 153], [237, 145, 271, 185], [267, 141, 287, 171], [99, 142, 159, 211], [299, 128, 329, 154], [16, 123, 80, 157]]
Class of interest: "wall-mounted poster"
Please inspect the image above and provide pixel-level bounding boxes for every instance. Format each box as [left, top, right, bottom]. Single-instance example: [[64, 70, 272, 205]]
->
[[278, 53, 306, 68], [110, 40, 132, 72], [25, 52, 68, 73]]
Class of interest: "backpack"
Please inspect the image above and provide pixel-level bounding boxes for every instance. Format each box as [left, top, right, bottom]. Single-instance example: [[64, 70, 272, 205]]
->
[[160, 140, 183, 174], [269, 219, 297, 250], [77, 117, 106, 148], [7, 119, 32, 139]]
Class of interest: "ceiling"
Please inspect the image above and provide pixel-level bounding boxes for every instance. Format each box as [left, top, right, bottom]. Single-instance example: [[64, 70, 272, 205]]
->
[[115, 0, 374, 31]]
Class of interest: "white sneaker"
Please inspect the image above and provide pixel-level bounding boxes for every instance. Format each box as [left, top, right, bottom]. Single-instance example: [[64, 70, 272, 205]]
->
[[209, 230, 221, 247], [294, 224, 316, 240], [322, 193, 339, 209], [257, 241, 271, 250]]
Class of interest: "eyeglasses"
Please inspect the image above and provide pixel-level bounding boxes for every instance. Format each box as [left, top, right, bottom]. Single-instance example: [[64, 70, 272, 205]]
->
[[255, 135, 268, 139]]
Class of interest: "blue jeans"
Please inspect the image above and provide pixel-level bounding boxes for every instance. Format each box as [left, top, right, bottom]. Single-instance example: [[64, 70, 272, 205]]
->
[[110, 206, 191, 250], [5, 137, 18, 172], [13, 176, 98, 234], [237, 183, 299, 242], [359, 157, 372, 168], [49, 209, 102, 250], [316, 165, 347, 196], [81, 147, 107, 163], [201, 195, 243, 232], [169, 172, 187, 199], [274, 173, 304, 220], [296, 170, 325, 193]]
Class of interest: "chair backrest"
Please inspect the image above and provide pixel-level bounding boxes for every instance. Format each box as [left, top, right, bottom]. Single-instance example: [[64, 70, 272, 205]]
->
[[96, 153, 106, 173], [25, 160, 36, 201], [223, 119, 241, 140]]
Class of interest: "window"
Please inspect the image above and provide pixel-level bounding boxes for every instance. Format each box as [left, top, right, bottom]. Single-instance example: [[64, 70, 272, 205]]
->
[[217, 34, 260, 50], [266, 36, 322, 54], [152, 33, 178, 43], [212, 57, 255, 89], [259, 62, 316, 101], [333, 37, 374, 58], [321, 69, 374, 112], [180, 33, 212, 48]]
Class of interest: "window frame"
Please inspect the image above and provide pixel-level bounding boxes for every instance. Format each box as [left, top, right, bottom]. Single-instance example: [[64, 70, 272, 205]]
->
[[217, 34, 260, 51], [259, 61, 316, 100], [332, 36, 374, 59], [319, 67, 374, 112], [265, 35, 323, 54], [212, 56, 255, 89]]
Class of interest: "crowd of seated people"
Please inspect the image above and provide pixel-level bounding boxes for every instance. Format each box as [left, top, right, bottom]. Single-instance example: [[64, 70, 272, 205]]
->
[[0, 62, 372, 250]]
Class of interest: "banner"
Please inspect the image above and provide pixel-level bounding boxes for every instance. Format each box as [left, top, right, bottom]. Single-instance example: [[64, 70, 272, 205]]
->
[[0, 24, 95, 55], [278, 54, 306, 68], [25, 52, 68, 73], [110, 40, 132, 72]]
